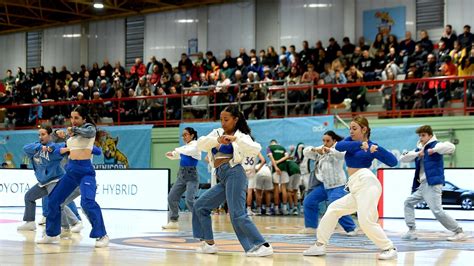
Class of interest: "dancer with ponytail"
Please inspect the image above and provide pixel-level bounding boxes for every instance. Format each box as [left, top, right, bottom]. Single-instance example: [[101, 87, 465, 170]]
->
[[163, 127, 201, 230], [193, 105, 273, 257], [37, 106, 108, 248], [303, 115, 398, 260]]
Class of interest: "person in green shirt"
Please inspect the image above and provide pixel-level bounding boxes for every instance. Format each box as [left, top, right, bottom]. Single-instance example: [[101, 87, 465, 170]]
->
[[267, 139, 290, 215]]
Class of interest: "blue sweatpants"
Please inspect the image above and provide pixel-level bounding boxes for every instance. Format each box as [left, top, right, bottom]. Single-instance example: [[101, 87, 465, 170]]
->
[[46, 159, 106, 238]]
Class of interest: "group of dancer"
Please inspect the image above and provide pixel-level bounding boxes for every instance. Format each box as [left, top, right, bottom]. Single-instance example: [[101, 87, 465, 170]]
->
[[164, 105, 466, 259], [17, 106, 109, 247], [18, 104, 466, 259]]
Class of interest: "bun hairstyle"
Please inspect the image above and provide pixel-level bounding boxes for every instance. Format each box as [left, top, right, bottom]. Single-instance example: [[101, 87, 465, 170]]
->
[[72, 105, 96, 127], [323, 130, 343, 142], [184, 127, 198, 140], [222, 105, 252, 135], [352, 115, 371, 139]]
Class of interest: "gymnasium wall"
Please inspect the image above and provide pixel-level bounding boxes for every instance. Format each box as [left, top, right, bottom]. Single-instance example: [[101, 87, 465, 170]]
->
[[3, 0, 473, 74]]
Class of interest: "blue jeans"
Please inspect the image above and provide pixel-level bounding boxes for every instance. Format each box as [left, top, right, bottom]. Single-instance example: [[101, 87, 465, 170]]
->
[[303, 184, 356, 231], [192, 163, 266, 252], [168, 166, 199, 221], [46, 160, 106, 238]]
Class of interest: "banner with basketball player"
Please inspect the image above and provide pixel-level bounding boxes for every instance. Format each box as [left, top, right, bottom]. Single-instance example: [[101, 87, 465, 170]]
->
[[0, 125, 152, 169]]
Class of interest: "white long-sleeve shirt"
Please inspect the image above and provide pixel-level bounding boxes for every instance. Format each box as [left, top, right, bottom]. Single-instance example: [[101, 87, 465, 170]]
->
[[166, 140, 201, 161], [197, 128, 261, 168], [304, 143, 347, 189], [399, 135, 455, 182]]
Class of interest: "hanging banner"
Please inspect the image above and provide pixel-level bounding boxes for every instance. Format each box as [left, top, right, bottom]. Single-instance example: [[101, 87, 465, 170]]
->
[[0, 125, 152, 169], [363, 6, 406, 41]]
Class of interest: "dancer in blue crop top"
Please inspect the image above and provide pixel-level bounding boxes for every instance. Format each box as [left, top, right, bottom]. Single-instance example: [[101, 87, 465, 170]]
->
[[163, 127, 201, 230], [193, 105, 273, 257], [304, 115, 398, 260]]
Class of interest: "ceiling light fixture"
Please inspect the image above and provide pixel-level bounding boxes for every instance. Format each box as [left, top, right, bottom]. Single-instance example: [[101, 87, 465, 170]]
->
[[93, 0, 104, 9]]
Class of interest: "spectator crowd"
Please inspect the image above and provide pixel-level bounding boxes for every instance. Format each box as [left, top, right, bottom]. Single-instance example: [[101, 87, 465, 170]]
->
[[1, 24, 473, 128]]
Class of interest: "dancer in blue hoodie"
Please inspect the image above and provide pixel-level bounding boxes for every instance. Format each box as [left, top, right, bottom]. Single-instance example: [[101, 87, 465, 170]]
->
[[17, 126, 79, 232]]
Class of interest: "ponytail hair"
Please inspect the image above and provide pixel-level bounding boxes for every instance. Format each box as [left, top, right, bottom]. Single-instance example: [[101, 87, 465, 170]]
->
[[352, 115, 371, 139], [72, 105, 96, 127], [223, 105, 252, 135], [323, 130, 343, 142], [184, 127, 198, 140], [39, 125, 53, 135]]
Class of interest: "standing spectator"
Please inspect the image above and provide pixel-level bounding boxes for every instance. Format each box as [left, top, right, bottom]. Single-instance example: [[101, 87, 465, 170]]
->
[[458, 25, 473, 48], [299, 40, 312, 66], [440, 24, 457, 50]]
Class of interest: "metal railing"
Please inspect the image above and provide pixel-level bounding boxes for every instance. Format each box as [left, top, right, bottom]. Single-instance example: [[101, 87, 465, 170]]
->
[[0, 75, 473, 129]]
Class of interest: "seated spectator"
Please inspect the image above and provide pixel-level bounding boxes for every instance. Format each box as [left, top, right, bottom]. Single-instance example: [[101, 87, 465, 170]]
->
[[410, 43, 428, 76], [238, 48, 250, 66], [385, 34, 399, 54], [350, 47, 362, 68], [379, 71, 396, 111], [312, 79, 328, 114], [206, 60, 220, 82], [28, 97, 43, 125], [374, 49, 388, 79], [346, 65, 367, 112], [286, 66, 301, 85], [130, 58, 146, 79], [449, 40, 463, 66], [399, 71, 417, 110], [167, 86, 181, 120], [82, 80, 95, 100], [369, 33, 385, 58], [301, 63, 319, 84], [437, 41, 451, 63], [221, 49, 236, 68], [417, 30, 434, 54], [458, 25, 473, 48], [341, 37, 356, 56], [123, 88, 138, 122], [90, 91, 105, 122], [248, 57, 263, 80], [440, 24, 457, 50], [234, 58, 248, 81], [358, 50, 376, 82], [422, 54, 438, 76], [137, 86, 157, 121], [326, 37, 341, 63], [178, 53, 193, 73], [99, 79, 114, 99], [399, 31, 416, 72]]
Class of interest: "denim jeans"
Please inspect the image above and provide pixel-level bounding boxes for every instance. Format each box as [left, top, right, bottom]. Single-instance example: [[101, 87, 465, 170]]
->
[[192, 163, 267, 252], [404, 181, 461, 232], [168, 166, 199, 222], [23, 182, 78, 227], [303, 184, 356, 231]]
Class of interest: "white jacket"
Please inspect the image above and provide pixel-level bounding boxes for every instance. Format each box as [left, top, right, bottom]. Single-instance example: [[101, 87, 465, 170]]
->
[[304, 143, 347, 189], [399, 134, 455, 163], [197, 128, 261, 168], [167, 140, 201, 161]]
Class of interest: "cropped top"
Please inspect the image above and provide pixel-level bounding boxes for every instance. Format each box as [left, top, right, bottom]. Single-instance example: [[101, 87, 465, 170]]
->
[[66, 123, 96, 151], [212, 143, 234, 159], [335, 137, 398, 168]]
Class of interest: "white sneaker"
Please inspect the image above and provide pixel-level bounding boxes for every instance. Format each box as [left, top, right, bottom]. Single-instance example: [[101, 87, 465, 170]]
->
[[401, 230, 418, 240], [162, 221, 179, 229], [447, 232, 468, 242], [36, 235, 59, 244], [71, 221, 84, 233], [303, 242, 326, 256], [246, 244, 273, 257], [196, 241, 218, 254], [60, 228, 72, 239], [17, 221, 36, 231], [255, 207, 262, 216], [38, 216, 46, 226], [95, 235, 109, 248], [281, 208, 288, 216], [299, 227, 317, 234], [346, 228, 358, 236], [247, 207, 255, 216], [378, 247, 397, 260], [292, 208, 299, 216]]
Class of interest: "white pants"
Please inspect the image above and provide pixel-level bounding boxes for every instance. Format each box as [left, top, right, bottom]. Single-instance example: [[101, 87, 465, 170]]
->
[[316, 168, 394, 250]]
